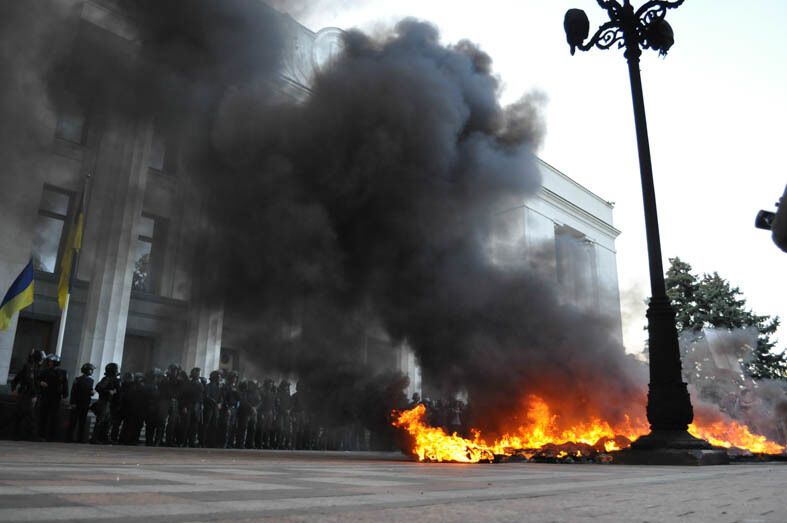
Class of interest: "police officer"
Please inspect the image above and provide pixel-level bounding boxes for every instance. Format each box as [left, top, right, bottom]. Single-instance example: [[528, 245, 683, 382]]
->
[[202, 370, 223, 448], [68, 363, 95, 443], [91, 363, 120, 444], [159, 364, 182, 446], [143, 368, 165, 446], [235, 380, 260, 449], [119, 373, 146, 445], [275, 380, 292, 449], [38, 354, 69, 441], [257, 378, 276, 449], [221, 371, 240, 448], [180, 367, 205, 447], [115, 372, 135, 443], [10, 349, 45, 440]]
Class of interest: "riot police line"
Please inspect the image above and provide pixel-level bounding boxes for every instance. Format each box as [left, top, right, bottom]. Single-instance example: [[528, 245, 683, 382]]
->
[[5, 348, 377, 450]]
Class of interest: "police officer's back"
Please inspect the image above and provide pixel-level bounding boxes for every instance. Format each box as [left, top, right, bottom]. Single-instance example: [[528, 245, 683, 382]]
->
[[69, 363, 95, 443], [38, 354, 68, 441]]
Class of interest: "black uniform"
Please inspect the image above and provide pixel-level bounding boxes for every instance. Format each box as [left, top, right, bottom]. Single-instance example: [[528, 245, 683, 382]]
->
[[10, 355, 42, 440], [275, 382, 292, 449], [119, 374, 146, 445], [91, 370, 121, 443], [159, 368, 184, 446], [69, 374, 94, 443], [236, 381, 260, 449], [221, 377, 240, 448], [257, 380, 275, 448], [38, 364, 68, 441], [143, 371, 164, 446], [202, 375, 223, 448], [180, 375, 205, 447]]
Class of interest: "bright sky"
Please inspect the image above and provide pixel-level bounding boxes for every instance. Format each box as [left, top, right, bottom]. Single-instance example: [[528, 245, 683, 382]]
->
[[298, 0, 787, 354]]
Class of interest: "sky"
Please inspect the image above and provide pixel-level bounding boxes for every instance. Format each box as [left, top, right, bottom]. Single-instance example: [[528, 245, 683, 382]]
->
[[293, 0, 787, 354]]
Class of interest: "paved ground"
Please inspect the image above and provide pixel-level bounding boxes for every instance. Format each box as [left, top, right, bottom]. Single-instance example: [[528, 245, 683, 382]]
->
[[0, 441, 784, 522]]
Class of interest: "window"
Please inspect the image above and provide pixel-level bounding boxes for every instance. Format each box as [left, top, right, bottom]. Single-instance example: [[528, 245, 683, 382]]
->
[[148, 124, 177, 173], [148, 130, 167, 171], [31, 186, 72, 273], [55, 102, 87, 144], [554, 225, 598, 309], [132, 213, 167, 293]]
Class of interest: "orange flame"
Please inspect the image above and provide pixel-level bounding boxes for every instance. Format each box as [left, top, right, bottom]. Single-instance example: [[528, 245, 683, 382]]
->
[[688, 421, 785, 455], [392, 395, 785, 463]]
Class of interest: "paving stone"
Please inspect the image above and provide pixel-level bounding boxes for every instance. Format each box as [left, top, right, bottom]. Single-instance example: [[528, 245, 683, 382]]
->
[[0, 441, 784, 522]]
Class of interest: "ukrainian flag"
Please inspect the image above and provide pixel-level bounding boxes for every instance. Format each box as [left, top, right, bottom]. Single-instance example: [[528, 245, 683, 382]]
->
[[57, 193, 85, 310], [0, 260, 34, 331]]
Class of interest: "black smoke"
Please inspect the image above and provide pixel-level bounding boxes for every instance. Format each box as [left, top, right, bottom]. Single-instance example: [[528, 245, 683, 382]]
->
[[198, 18, 646, 436], [1, 1, 647, 441]]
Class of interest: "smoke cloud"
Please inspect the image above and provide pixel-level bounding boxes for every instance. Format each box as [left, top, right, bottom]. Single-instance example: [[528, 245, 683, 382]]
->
[[683, 329, 787, 444], [195, 17, 648, 436], [2, 1, 651, 441]]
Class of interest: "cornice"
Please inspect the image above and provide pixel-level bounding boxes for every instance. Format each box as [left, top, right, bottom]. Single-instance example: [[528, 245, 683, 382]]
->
[[537, 158, 615, 210], [534, 187, 622, 240]]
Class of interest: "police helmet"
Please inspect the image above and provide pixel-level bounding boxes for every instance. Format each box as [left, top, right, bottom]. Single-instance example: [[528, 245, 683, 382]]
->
[[105, 362, 119, 376], [81, 363, 95, 375], [30, 349, 46, 365], [45, 353, 61, 366]]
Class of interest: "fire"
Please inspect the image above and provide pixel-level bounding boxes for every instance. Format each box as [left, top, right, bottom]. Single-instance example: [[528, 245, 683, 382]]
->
[[392, 395, 785, 463], [393, 404, 494, 463], [689, 421, 785, 455]]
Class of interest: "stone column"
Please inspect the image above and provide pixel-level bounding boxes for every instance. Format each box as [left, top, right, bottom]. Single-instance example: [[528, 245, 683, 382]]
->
[[397, 342, 421, 399], [183, 302, 224, 373], [76, 115, 151, 374]]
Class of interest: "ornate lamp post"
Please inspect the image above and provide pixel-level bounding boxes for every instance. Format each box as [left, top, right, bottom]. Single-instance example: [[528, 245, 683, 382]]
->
[[563, 0, 728, 464]]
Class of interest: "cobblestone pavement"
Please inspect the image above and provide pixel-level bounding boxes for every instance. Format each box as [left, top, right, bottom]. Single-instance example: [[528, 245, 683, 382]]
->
[[0, 441, 784, 522]]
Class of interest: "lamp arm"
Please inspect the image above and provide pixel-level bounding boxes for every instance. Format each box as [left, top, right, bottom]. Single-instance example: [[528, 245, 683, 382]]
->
[[635, 0, 685, 22], [578, 20, 626, 52], [596, 0, 624, 18]]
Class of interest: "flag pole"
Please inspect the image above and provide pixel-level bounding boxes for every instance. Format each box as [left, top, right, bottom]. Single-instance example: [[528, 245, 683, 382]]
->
[[54, 295, 69, 357], [55, 173, 91, 357]]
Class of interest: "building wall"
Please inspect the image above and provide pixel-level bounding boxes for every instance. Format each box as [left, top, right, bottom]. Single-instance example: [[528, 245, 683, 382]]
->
[[0, 1, 623, 390]]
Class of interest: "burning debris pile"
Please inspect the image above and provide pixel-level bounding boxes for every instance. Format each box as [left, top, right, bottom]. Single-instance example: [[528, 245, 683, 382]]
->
[[392, 396, 785, 463]]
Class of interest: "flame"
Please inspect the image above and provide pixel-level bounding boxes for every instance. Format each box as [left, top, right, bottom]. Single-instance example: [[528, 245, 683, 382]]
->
[[392, 395, 785, 463], [393, 404, 494, 462], [688, 421, 785, 455]]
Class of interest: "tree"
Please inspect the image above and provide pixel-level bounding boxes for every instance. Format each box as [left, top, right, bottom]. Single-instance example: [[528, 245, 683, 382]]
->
[[665, 257, 787, 380]]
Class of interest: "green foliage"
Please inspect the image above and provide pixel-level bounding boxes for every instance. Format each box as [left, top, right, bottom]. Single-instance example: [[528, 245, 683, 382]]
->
[[665, 257, 787, 380]]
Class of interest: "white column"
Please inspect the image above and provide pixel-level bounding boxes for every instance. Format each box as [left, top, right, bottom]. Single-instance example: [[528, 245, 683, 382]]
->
[[76, 115, 152, 374], [183, 302, 224, 373]]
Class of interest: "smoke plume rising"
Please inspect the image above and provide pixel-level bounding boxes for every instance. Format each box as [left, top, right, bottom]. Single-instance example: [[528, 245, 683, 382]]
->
[[196, 17, 647, 436], [1, 1, 651, 440]]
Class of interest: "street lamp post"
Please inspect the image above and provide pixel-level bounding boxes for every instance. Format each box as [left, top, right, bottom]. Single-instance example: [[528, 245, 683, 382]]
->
[[563, 0, 728, 464]]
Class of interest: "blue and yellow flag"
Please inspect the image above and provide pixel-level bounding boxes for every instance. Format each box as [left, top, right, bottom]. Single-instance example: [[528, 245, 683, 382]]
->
[[57, 193, 85, 310], [0, 260, 34, 331]]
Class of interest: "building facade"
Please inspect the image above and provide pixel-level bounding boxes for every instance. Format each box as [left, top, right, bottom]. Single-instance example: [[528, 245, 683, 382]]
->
[[0, 1, 622, 396]]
